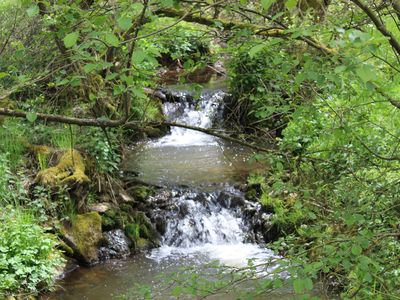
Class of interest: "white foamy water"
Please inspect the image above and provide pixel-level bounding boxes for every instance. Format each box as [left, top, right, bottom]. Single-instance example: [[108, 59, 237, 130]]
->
[[147, 189, 278, 269], [151, 90, 226, 147], [149, 244, 277, 268]]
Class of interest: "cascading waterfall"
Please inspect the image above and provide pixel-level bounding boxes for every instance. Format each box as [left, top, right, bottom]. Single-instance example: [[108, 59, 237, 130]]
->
[[48, 85, 281, 300], [145, 88, 276, 267]]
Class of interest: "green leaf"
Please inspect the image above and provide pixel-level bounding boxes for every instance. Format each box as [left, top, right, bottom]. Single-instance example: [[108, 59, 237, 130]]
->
[[356, 65, 377, 82], [27, 5, 39, 17], [248, 43, 265, 58], [83, 63, 99, 73], [304, 278, 313, 291], [0, 72, 9, 79], [285, 0, 297, 9], [63, 32, 79, 48], [160, 0, 174, 7], [131, 49, 147, 65], [26, 112, 37, 123], [261, 0, 275, 11], [352, 245, 362, 256], [183, 59, 194, 69], [334, 65, 346, 74], [293, 278, 304, 294], [117, 16, 132, 31], [105, 33, 120, 47], [132, 88, 147, 99]]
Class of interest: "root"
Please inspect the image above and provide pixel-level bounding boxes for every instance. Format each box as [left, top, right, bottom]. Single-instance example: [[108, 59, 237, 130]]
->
[[36, 149, 90, 186]]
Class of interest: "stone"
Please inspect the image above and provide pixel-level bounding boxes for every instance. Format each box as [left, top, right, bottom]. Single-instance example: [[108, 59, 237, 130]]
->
[[216, 191, 245, 208], [88, 202, 112, 213], [60, 212, 103, 265], [136, 238, 151, 251], [119, 191, 135, 203], [98, 229, 132, 260]]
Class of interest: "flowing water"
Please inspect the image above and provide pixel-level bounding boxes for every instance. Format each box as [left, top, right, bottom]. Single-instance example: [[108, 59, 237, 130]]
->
[[47, 84, 303, 299]]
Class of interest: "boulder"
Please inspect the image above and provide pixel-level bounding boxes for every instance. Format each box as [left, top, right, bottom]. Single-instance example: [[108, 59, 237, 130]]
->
[[60, 212, 103, 265], [98, 229, 132, 260]]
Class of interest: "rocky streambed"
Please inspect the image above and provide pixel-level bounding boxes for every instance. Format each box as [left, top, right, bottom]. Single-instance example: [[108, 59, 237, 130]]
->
[[47, 83, 285, 299]]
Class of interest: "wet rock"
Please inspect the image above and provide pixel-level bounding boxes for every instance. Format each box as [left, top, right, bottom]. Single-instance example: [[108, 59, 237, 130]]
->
[[55, 257, 79, 280], [178, 202, 189, 218], [153, 214, 168, 235], [193, 192, 210, 206], [60, 212, 103, 265], [244, 183, 262, 202], [143, 126, 165, 138], [98, 229, 132, 260], [216, 191, 246, 208], [146, 190, 173, 209]]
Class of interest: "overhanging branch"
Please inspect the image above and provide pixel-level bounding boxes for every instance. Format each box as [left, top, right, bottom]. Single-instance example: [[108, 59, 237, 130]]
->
[[154, 8, 338, 55], [0, 108, 273, 153]]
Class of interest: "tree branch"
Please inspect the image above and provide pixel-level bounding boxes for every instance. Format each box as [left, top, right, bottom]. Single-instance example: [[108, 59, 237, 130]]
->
[[154, 8, 338, 55], [0, 109, 273, 153], [350, 0, 400, 56]]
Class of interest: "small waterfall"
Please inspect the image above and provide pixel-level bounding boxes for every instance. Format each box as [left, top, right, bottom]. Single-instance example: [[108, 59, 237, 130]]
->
[[152, 90, 226, 147], [148, 188, 275, 267], [144, 88, 276, 267]]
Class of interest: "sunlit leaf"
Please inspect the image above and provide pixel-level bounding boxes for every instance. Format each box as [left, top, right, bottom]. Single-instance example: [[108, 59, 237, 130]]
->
[[26, 112, 37, 123], [105, 33, 120, 47], [117, 16, 132, 31], [63, 32, 79, 48]]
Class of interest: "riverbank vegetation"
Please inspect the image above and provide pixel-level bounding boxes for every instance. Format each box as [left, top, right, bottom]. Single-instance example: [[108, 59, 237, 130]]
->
[[1, 0, 400, 299]]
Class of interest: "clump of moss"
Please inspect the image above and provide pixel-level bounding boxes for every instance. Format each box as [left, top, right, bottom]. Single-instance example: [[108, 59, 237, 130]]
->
[[61, 212, 102, 265], [128, 185, 153, 202], [36, 149, 90, 186]]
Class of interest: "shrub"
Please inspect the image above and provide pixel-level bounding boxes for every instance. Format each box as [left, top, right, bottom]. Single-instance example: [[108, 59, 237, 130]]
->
[[0, 208, 64, 296]]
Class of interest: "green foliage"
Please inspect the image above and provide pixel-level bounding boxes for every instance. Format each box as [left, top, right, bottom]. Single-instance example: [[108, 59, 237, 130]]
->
[[0, 119, 27, 168], [138, 17, 213, 65], [0, 153, 28, 207], [228, 39, 327, 132], [51, 125, 76, 150], [78, 127, 121, 174], [0, 208, 64, 295]]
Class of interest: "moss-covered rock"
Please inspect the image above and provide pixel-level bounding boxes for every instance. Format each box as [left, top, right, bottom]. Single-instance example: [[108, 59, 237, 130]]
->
[[136, 238, 151, 251], [132, 212, 160, 246], [125, 223, 140, 243], [128, 185, 153, 202], [60, 212, 102, 265]]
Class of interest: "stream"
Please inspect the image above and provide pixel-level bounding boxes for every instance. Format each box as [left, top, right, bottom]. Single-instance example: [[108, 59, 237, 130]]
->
[[47, 83, 302, 299]]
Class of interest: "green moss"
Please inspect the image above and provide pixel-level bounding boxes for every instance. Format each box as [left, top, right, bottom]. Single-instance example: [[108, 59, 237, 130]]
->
[[58, 240, 74, 256], [129, 185, 153, 202], [136, 238, 151, 251], [62, 212, 102, 265], [101, 214, 116, 231], [36, 149, 90, 186], [125, 223, 140, 243]]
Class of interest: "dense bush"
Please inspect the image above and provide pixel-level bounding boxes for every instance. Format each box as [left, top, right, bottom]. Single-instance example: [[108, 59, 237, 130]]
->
[[0, 209, 64, 295], [227, 40, 327, 136]]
